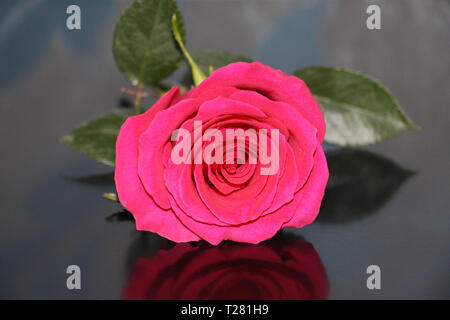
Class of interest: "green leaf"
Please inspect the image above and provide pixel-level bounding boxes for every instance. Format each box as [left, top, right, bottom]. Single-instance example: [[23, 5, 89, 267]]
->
[[294, 66, 419, 146], [59, 109, 135, 166], [113, 0, 184, 86], [318, 150, 414, 223]]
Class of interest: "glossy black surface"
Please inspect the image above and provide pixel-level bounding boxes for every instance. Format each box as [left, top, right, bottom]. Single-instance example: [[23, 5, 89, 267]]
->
[[0, 0, 448, 299]]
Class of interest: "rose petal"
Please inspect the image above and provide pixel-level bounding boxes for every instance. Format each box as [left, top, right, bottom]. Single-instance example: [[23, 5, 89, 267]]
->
[[137, 98, 200, 209], [188, 61, 326, 142], [115, 87, 200, 242]]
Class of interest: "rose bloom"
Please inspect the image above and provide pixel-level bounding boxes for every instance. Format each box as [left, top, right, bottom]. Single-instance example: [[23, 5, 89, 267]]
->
[[122, 236, 329, 300], [115, 62, 328, 245]]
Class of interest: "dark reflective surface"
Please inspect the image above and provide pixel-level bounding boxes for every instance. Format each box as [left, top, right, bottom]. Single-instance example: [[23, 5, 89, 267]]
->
[[0, 0, 449, 299]]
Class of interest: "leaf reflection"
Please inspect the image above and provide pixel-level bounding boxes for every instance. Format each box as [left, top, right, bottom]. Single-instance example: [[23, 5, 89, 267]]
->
[[319, 149, 415, 223], [64, 171, 115, 186]]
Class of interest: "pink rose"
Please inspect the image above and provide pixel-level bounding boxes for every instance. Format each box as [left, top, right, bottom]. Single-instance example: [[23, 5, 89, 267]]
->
[[115, 61, 328, 245]]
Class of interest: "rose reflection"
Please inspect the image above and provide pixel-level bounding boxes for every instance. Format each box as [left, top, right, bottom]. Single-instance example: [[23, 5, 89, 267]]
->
[[122, 233, 328, 300]]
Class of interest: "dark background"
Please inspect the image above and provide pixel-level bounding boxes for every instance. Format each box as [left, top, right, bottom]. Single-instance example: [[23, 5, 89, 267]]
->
[[0, 0, 449, 299]]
